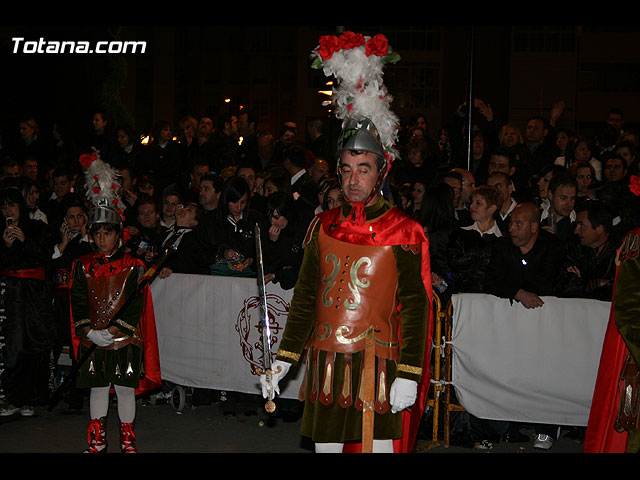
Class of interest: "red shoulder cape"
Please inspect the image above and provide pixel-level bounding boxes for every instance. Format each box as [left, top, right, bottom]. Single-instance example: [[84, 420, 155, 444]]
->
[[583, 229, 640, 453], [314, 206, 434, 453], [69, 252, 162, 396]]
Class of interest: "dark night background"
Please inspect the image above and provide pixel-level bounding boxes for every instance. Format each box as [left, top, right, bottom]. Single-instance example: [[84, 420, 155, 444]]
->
[[2, 21, 639, 162]]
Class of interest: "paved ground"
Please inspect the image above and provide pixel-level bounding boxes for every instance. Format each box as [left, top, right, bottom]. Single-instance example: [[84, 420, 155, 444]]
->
[[0, 389, 587, 455]]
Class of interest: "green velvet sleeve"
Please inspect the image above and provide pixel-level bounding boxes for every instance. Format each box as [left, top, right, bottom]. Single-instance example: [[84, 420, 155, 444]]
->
[[614, 251, 640, 366], [275, 221, 321, 366], [393, 244, 430, 383]]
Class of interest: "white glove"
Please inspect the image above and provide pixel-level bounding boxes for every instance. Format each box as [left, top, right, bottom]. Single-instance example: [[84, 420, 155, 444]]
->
[[259, 359, 291, 399], [389, 377, 418, 413], [86, 329, 115, 347]]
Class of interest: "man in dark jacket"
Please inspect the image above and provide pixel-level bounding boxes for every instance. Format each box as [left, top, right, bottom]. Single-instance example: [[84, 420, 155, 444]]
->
[[554, 200, 619, 301], [485, 202, 565, 307], [483, 201, 566, 449]]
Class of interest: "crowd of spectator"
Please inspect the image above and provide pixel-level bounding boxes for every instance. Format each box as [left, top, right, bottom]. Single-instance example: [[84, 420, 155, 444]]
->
[[1, 100, 639, 443]]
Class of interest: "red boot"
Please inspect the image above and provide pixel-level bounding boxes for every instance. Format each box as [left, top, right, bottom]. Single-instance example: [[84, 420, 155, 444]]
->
[[120, 421, 139, 453], [84, 417, 108, 453]]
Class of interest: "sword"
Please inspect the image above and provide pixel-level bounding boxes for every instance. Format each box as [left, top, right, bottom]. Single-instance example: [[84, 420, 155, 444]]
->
[[254, 223, 280, 413]]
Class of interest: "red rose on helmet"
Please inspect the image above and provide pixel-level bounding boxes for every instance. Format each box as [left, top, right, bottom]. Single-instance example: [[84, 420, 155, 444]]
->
[[79, 153, 98, 169], [365, 34, 389, 57], [317, 35, 340, 60], [339, 31, 365, 50]]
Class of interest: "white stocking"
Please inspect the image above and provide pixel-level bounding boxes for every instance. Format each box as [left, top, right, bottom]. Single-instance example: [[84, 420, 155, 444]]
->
[[372, 439, 394, 453], [89, 386, 110, 419], [314, 440, 395, 453], [315, 442, 344, 453], [114, 384, 136, 423]]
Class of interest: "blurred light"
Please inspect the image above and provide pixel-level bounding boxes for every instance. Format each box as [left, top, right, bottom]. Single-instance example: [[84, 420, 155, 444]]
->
[[224, 98, 231, 103], [140, 135, 150, 145]]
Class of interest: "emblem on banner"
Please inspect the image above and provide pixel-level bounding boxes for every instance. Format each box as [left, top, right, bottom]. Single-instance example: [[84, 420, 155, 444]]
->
[[236, 293, 289, 375]]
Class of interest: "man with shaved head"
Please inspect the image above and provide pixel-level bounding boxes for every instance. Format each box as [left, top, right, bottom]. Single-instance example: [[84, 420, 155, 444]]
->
[[483, 201, 566, 450], [485, 202, 564, 308]]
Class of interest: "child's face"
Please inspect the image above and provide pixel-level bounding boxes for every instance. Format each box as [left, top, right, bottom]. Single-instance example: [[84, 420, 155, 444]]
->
[[92, 227, 119, 254]]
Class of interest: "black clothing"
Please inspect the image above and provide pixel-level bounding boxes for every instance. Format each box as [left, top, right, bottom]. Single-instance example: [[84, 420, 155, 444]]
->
[[291, 171, 319, 210], [0, 218, 56, 407], [554, 236, 620, 301], [263, 219, 307, 290], [213, 209, 268, 263], [448, 227, 500, 294], [484, 228, 566, 301]]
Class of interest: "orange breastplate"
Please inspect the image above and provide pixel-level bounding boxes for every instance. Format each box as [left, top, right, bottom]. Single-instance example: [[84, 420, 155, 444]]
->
[[81, 267, 142, 350], [311, 227, 400, 360]]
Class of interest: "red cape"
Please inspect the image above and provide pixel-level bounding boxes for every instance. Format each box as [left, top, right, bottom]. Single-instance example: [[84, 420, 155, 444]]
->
[[584, 248, 629, 453], [316, 205, 434, 453], [69, 252, 162, 396]]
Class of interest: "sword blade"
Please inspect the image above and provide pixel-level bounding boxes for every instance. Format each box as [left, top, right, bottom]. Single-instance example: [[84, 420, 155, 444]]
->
[[255, 223, 276, 407]]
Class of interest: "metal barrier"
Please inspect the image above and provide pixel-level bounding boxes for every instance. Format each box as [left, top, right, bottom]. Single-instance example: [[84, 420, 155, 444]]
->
[[419, 293, 465, 449]]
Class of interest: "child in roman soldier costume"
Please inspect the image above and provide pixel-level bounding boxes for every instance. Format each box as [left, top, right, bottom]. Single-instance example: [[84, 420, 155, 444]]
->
[[69, 151, 161, 453]]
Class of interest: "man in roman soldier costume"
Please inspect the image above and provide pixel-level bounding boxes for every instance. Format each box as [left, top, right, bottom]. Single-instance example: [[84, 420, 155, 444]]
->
[[69, 151, 161, 453], [260, 31, 433, 453], [584, 175, 640, 453]]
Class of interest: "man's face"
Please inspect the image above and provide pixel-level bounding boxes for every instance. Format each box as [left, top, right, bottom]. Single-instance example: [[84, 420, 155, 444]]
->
[[487, 175, 512, 207], [190, 165, 209, 189], [162, 195, 180, 219], [604, 158, 627, 183], [488, 155, 513, 176], [199, 180, 218, 209], [198, 117, 214, 137], [574, 210, 602, 248], [229, 116, 239, 135], [310, 160, 329, 183], [525, 119, 546, 143], [53, 175, 72, 198], [175, 203, 199, 228], [549, 184, 576, 218], [444, 177, 462, 208], [607, 113, 624, 132], [509, 210, 537, 249], [238, 113, 251, 136], [137, 203, 158, 228], [21, 160, 38, 180], [339, 151, 382, 205], [237, 167, 256, 192]]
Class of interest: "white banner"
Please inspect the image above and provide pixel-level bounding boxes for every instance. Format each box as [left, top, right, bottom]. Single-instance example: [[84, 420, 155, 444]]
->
[[150, 273, 303, 399], [451, 293, 611, 426]]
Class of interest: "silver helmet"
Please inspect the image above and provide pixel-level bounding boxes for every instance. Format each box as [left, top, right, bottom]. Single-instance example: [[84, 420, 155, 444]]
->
[[337, 117, 385, 162]]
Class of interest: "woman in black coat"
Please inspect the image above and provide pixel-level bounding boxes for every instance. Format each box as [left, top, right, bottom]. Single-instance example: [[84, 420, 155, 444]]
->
[[214, 176, 268, 272], [262, 192, 307, 290], [418, 182, 458, 303], [0, 187, 56, 417]]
